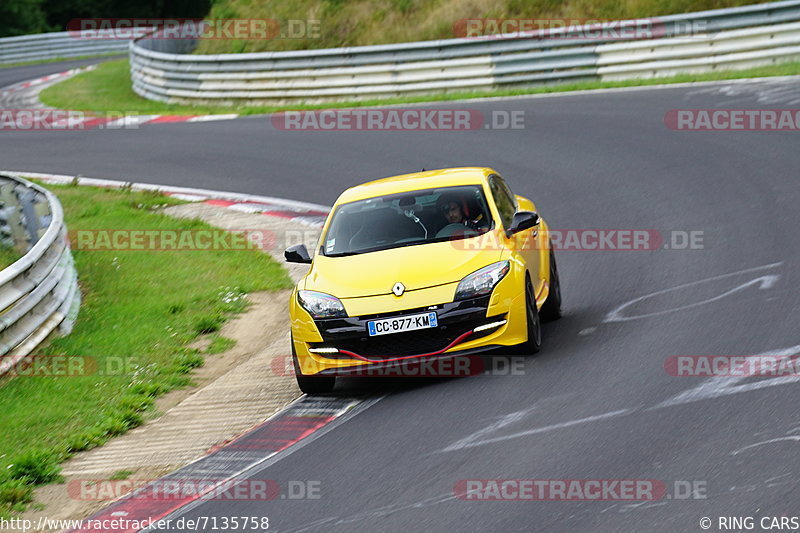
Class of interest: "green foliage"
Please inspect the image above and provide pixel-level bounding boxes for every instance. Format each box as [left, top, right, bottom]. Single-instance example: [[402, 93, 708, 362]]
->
[[172, 351, 205, 374], [195, 315, 224, 335], [0, 0, 50, 37], [0, 479, 34, 510], [0, 245, 21, 270], [109, 469, 134, 480], [0, 184, 291, 516], [206, 335, 236, 354], [7, 450, 62, 485], [194, 0, 771, 53], [0, 0, 212, 38]]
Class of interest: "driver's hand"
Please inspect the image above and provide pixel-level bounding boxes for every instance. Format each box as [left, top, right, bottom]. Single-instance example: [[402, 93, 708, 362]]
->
[[466, 214, 485, 231]]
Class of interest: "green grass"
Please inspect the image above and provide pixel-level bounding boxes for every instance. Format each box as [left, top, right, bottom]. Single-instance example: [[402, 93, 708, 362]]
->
[[0, 184, 292, 516], [0, 245, 22, 270], [0, 52, 124, 70], [109, 469, 134, 481], [195, 0, 770, 53], [39, 57, 800, 116], [38, 59, 248, 115], [206, 335, 237, 354]]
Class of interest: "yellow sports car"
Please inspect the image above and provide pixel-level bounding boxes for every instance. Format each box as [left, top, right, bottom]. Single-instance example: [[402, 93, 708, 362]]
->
[[284, 167, 561, 394]]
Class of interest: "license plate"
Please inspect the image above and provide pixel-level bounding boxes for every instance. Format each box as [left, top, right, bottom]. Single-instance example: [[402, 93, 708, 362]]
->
[[367, 312, 438, 337]]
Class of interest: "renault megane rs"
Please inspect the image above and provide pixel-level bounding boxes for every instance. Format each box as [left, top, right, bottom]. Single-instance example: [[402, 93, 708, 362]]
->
[[285, 167, 561, 394]]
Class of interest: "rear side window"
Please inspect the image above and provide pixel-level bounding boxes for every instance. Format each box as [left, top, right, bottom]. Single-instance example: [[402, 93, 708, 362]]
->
[[488, 175, 517, 229]]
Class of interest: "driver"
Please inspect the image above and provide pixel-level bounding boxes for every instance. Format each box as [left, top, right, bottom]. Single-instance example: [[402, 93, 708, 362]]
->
[[436, 193, 485, 235], [440, 198, 466, 225]]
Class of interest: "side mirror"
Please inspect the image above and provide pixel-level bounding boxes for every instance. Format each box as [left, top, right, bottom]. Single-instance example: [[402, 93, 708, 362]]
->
[[284, 243, 312, 264], [505, 211, 540, 237]]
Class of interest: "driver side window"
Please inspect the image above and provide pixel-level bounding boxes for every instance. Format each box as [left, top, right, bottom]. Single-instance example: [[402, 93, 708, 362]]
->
[[489, 175, 516, 229]]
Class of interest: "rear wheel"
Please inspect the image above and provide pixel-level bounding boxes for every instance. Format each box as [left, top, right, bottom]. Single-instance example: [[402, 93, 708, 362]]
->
[[291, 335, 335, 395], [518, 276, 542, 355], [540, 248, 562, 322]]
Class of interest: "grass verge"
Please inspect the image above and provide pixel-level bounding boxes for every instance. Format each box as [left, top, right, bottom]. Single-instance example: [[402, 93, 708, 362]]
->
[[0, 53, 124, 70], [0, 245, 22, 270], [40, 58, 800, 116], [0, 184, 292, 517]]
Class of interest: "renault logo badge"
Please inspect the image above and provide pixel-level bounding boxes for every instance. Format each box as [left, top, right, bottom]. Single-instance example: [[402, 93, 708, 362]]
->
[[392, 282, 405, 296]]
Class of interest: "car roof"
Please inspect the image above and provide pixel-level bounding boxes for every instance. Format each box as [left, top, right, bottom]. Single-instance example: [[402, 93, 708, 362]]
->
[[336, 167, 495, 204]]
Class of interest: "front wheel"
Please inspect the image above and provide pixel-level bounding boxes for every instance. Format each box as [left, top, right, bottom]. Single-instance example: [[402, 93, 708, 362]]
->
[[517, 276, 542, 355], [291, 335, 335, 395], [539, 248, 562, 322]]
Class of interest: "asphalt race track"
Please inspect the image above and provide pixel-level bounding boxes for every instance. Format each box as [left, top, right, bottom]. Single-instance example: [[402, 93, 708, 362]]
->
[[2, 59, 799, 532]]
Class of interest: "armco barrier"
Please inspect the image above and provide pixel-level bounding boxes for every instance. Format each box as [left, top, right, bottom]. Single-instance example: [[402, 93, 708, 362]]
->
[[0, 31, 128, 65], [0, 175, 79, 376], [129, 0, 800, 105]]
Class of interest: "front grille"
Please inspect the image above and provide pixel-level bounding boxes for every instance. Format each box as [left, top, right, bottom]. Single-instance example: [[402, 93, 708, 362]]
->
[[309, 295, 501, 359], [314, 317, 492, 359], [357, 304, 443, 321]]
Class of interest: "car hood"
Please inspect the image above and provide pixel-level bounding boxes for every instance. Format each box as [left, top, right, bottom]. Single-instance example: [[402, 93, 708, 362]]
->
[[303, 238, 503, 299]]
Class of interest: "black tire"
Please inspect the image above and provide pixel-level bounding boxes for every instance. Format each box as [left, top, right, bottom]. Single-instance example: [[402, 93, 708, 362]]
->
[[539, 248, 562, 322], [518, 276, 542, 355], [291, 335, 335, 395]]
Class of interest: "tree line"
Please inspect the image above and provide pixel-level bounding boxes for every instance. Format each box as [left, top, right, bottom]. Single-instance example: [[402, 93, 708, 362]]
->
[[0, 0, 211, 37]]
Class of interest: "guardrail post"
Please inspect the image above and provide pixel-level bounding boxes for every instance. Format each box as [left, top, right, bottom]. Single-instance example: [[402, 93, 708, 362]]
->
[[33, 201, 52, 239], [0, 174, 81, 376], [0, 181, 30, 254], [19, 188, 41, 246]]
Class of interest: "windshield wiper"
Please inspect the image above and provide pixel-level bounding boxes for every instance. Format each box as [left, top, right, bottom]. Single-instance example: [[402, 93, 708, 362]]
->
[[325, 251, 361, 257]]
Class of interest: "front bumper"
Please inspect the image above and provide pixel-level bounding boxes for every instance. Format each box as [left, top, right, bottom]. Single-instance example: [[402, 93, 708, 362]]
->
[[315, 343, 504, 377], [310, 295, 500, 358], [291, 280, 528, 376]]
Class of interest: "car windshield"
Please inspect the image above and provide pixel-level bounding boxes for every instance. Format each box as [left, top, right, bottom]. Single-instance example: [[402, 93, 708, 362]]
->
[[322, 185, 494, 256]]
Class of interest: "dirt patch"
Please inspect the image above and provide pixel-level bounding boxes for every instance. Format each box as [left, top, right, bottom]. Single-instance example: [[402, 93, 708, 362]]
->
[[148, 290, 291, 417]]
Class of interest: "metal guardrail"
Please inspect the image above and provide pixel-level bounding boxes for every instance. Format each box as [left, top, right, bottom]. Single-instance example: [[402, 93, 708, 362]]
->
[[0, 31, 128, 65], [0, 175, 80, 376], [129, 0, 800, 105]]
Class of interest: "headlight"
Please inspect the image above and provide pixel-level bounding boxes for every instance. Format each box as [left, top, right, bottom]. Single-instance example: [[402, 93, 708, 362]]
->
[[455, 260, 510, 300], [298, 290, 347, 319]]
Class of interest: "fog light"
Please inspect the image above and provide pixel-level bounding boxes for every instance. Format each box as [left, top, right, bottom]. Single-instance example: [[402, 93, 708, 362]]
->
[[309, 347, 340, 354], [473, 319, 508, 333]]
